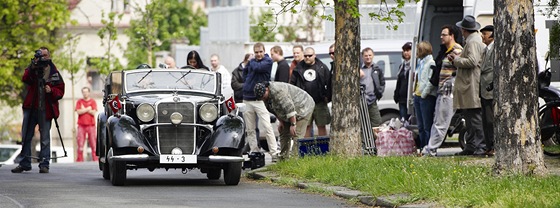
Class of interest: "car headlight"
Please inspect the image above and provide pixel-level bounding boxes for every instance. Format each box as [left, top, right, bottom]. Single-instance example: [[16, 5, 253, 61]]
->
[[170, 112, 183, 125], [136, 103, 155, 122], [199, 103, 218, 122]]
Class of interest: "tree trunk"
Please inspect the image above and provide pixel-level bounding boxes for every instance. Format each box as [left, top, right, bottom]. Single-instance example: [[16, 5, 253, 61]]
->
[[330, 0, 362, 156], [493, 0, 547, 176]]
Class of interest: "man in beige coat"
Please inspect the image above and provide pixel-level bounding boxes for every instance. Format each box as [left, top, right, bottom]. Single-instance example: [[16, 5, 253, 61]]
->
[[449, 15, 487, 156]]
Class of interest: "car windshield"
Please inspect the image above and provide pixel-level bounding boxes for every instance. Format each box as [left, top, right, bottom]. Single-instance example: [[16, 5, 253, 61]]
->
[[125, 70, 216, 93], [0, 147, 18, 162]]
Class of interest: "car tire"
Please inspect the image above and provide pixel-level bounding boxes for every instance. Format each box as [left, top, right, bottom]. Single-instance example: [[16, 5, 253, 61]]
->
[[381, 113, 400, 126], [223, 162, 242, 185], [102, 139, 110, 180], [207, 169, 221, 180], [102, 159, 110, 180], [109, 149, 127, 186], [458, 128, 466, 150]]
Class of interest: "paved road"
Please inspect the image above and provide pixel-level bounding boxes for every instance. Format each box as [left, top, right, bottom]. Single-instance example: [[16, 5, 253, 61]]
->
[[0, 162, 357, 208]]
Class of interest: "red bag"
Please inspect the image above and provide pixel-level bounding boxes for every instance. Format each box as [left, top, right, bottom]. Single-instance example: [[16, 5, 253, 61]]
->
[[375, 127, 416, 156]]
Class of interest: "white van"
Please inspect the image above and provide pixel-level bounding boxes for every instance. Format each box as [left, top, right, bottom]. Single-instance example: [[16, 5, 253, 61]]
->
[[277, 40, 411, 124], [411, 0, 549, 66]]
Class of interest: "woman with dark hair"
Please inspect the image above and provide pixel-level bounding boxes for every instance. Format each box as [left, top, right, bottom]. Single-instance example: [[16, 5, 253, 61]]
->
[[182, 50, 209, 70]]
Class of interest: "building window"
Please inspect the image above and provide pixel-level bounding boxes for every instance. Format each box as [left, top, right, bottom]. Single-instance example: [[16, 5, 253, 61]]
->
[[111, 0, 130, 13], [87, 71, 103, 92]]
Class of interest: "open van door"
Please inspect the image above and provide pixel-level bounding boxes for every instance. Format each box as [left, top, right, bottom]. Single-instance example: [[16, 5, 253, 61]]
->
[[407, 0, 466, 114]]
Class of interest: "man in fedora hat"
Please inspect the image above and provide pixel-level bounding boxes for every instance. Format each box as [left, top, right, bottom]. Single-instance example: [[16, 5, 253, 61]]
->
[[448, 15, 487, 156]]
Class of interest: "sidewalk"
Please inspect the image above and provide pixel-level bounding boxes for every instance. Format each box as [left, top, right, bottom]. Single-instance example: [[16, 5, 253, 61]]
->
[[244, 149, 560, 207]]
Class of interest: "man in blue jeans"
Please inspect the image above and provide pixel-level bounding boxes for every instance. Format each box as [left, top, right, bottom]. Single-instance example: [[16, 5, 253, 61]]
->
[[12, 47, 65, 174]]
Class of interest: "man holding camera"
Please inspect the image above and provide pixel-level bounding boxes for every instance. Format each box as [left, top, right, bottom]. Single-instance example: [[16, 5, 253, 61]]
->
[[12, 47, 65, 174]]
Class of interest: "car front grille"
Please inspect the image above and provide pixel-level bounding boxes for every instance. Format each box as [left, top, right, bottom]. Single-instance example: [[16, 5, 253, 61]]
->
[[156, 102, 196, 154]]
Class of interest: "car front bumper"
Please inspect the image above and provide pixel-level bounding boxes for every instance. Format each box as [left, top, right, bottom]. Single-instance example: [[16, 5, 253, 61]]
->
[[109, 154, 244, 163]]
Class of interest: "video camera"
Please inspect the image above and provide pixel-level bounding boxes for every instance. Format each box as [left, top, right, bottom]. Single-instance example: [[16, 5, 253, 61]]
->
[[31, 50, 51, 69]]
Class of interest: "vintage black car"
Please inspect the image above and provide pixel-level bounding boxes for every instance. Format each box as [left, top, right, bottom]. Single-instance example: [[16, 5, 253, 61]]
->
[[96, 69, 246, 186]]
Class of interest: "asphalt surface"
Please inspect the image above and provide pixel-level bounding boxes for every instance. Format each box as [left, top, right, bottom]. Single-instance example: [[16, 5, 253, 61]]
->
[[0, 161, 358, 208]]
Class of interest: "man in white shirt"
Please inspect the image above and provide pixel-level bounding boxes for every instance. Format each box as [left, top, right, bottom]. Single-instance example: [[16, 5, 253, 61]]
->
[[210, 54, 233, 99]]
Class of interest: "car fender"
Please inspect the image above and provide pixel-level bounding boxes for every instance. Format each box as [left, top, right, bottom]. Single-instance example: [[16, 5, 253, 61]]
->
[[106, 115, 155, 154], [200, 115, 245, 155]]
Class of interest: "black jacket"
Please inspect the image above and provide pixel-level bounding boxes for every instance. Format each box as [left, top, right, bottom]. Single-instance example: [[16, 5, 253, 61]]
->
[[274, 59, 291, 83], [290, 58, 332, 103], [394, 60, 410, 104], [430, 44, 451, 87], [231, 62, 244, 103]]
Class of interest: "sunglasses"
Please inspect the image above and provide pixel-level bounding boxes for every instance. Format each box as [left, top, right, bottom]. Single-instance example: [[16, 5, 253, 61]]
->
[[304, 54, 314, 58], [329, 52, 334, 55]]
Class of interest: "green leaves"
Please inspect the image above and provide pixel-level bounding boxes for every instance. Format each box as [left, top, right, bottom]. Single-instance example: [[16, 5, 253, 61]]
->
[[96, 11, 124, 74], [0, 0, 71, 106], [124, 0, 207, 69]]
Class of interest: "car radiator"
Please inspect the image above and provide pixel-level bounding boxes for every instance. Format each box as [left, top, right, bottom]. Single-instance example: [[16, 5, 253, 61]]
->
[[156, 102, 196, 154]]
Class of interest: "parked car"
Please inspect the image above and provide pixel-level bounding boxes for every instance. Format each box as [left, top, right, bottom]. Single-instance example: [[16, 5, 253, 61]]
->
[[97, 69, 246, 186], [0, 144, 21, 166]]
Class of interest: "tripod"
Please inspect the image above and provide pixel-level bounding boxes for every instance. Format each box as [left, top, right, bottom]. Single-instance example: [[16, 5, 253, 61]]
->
[[20, 65, 67, 164]]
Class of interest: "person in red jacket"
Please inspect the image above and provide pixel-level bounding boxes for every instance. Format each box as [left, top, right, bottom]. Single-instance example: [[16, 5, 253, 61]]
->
[[12, 47, 65, 174], [75, 87, 98, 162]]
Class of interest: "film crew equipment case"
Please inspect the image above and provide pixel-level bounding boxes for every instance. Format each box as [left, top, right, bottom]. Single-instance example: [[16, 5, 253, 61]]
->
[[243, 152, 265, 170]]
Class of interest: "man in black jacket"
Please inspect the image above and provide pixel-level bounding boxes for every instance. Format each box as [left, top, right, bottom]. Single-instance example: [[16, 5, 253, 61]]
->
[[290, 47, 332, 137], [271, 46, 290, 83]]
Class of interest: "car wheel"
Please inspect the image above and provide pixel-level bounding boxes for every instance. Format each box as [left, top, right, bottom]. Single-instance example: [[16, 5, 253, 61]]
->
[[207, 169, 221, 180], [381, 113, 400, 126], [223, 162, 242, 185], [102, 159, 110, 180], [102, 140, 110, 180], [458, 128, 466, 150], [109, 148, 127, 186]]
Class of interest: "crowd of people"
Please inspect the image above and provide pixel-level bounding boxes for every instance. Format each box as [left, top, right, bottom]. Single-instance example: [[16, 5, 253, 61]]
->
[[417, 15, 496, 157], [158, 14, 497, 161], [10, 15, 498, 174]]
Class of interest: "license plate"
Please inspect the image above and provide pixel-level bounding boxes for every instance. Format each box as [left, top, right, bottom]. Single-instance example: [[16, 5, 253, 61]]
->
[[160, 155, 197, 164]]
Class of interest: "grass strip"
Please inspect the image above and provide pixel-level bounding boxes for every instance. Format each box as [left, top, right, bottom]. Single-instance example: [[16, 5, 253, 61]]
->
[[268, 155, 560, 207]]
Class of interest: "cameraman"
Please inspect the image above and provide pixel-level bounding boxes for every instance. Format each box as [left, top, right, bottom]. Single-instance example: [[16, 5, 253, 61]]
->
[[12, 47, 65, 174]]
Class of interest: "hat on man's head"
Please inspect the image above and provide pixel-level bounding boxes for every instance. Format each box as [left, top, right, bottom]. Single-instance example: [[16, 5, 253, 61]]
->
[[402, 42, 412, 50], [480, 25, 494, 32], [254, 82, 267, 100], [455, 15, 481, 31]]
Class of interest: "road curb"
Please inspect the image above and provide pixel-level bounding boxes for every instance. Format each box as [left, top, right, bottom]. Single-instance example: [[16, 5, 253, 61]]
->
[[245, 169, 439, 207]]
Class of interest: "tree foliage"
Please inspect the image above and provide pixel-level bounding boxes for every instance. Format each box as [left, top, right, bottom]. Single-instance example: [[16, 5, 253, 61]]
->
[[250, 9, 277, 42], [55, 34, 86, 83], [95, 11, 124, 74], [0, 0, 72, 106], [537, 0, 560, 18], [124, 0, 207, 68]]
